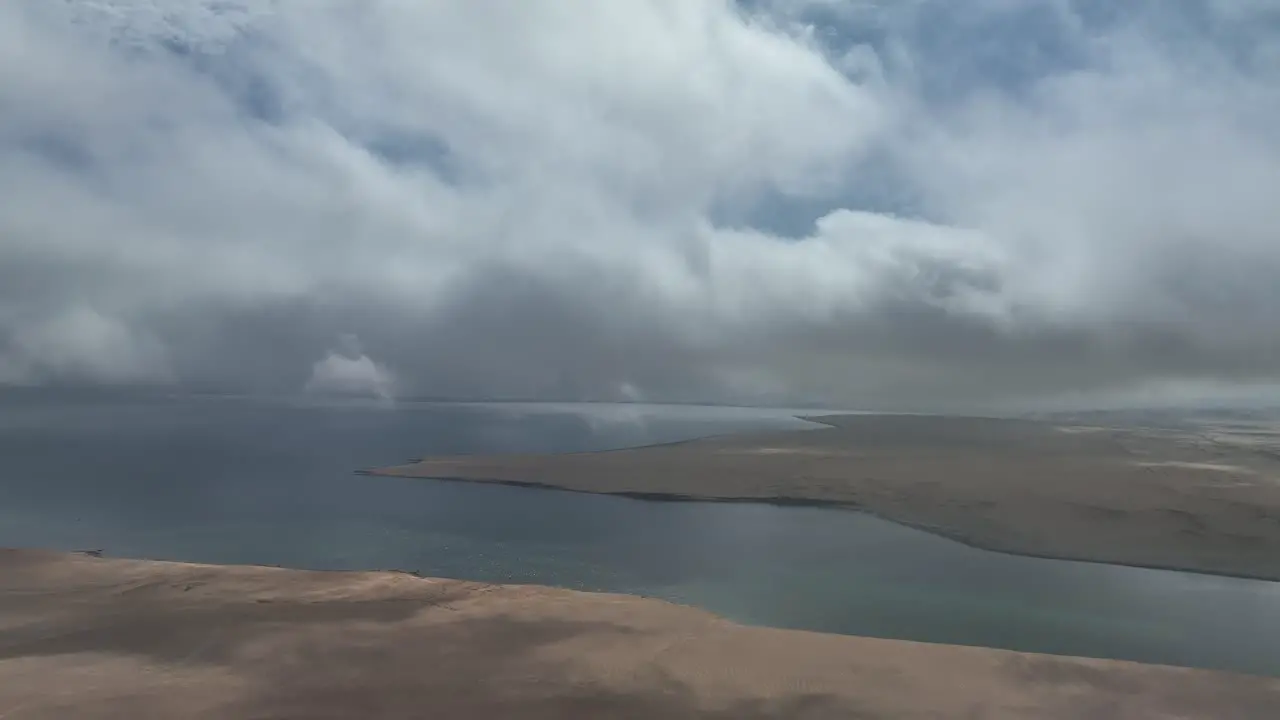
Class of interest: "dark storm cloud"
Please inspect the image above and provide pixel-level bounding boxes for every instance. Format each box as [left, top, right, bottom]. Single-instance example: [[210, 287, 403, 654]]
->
[[2, 0, 1279, 409]]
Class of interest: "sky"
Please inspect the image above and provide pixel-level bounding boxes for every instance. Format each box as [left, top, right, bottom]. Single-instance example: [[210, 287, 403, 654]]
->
[[2, 0, 1279, 410]]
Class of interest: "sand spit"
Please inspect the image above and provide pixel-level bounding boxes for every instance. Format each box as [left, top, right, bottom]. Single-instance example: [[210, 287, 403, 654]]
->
[[2, 549, 1277, 719], [374, 414, 1280, 580]]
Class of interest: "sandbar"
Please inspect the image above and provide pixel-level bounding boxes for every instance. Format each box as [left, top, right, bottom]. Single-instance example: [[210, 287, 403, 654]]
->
[[372, 414, 1280, 580]]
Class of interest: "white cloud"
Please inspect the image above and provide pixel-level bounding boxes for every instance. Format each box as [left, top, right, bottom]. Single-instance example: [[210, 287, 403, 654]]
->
[[1, 0, 1278, 409], [306, 352, 395, 401]]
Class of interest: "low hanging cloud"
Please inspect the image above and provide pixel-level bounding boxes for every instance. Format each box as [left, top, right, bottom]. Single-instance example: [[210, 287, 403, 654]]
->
[[305, 335, 396, 400], [0, 307, 172, 386], [2, 0, 1279, 410]]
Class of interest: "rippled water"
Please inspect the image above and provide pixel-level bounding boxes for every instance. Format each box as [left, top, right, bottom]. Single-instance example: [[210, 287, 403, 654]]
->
[[1, 393, 1278, 675]]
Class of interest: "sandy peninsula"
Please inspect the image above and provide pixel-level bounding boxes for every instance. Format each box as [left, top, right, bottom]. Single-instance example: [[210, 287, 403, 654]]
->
[[373, 414, 1280, 580], [2, 549, 1277, 719]]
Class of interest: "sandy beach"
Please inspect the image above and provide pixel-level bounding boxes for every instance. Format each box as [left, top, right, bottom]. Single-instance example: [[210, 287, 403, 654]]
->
[[2, 548, 1277, 719], [373, 414, 1280, 580]]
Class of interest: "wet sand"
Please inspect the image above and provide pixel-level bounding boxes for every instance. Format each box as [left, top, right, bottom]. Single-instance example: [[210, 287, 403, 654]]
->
[[373, 414, 1280, 580], [2, 549, 1277, 719]]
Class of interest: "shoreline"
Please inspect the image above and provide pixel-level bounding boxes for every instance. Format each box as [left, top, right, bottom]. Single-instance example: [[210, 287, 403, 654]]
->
[[357, 470, 1280, 584], [370, 413, 1280, 582], [2, 548, 1276, 719]]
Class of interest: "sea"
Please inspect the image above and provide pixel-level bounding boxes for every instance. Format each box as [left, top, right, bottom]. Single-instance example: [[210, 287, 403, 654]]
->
[[1, 392, 1278, 675]]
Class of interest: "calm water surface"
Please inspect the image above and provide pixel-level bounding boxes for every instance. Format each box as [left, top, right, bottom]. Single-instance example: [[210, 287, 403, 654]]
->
[[1, 393, 1278, 676]]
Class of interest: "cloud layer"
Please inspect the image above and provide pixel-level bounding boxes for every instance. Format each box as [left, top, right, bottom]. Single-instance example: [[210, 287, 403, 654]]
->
[[2, 0, 1279, 409]]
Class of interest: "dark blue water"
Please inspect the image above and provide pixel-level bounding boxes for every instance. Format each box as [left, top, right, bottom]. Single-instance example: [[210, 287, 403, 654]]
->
[[1, 393, 1278, 676]]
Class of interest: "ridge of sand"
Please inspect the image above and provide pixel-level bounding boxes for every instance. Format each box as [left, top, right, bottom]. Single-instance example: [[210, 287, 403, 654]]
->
[[371, 414, 1280, 581], [2, 549, 1277, 719]]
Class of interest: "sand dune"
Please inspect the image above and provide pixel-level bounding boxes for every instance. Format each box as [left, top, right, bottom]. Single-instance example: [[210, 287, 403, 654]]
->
[[2, 549, 1277, 719], [373, 414, 1280, 580]]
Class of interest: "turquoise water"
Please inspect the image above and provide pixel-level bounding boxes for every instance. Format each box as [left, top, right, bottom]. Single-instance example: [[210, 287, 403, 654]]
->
[[1, 393, 1278, 675]]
